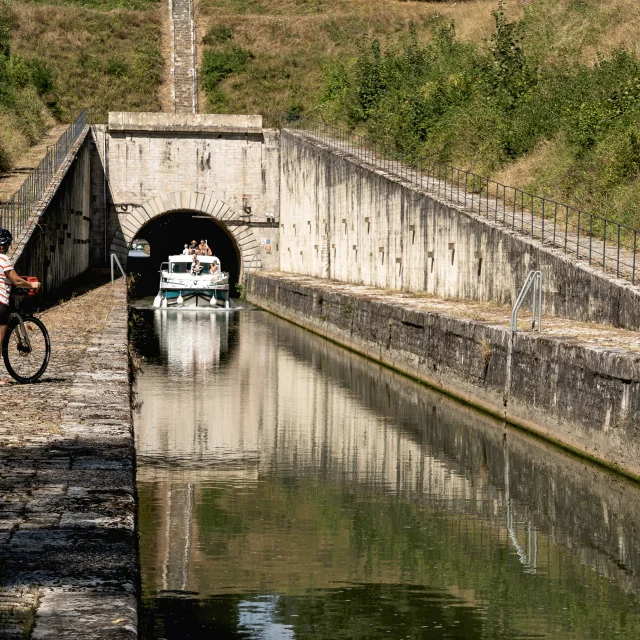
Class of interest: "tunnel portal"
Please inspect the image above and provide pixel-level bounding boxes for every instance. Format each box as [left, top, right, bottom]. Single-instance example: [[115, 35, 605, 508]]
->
[[127, 211, 241, 299]]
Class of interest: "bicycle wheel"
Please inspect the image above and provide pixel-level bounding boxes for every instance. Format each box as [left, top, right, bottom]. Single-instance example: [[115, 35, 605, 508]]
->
[[2, 315, 51, 384]]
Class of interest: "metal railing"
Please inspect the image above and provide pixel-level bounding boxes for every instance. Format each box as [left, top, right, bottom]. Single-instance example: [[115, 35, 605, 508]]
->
[[287, 120, 640, 286], [0, 109, 88, 243], [505, 271, 542, 402]]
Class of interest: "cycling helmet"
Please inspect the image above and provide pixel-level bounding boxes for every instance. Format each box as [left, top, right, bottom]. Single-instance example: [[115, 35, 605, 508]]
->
[[0, 228, 11, 248]]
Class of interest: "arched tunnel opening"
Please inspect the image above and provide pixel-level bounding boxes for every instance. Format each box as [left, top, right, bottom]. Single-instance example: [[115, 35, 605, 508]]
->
[[127, 211, 241, 299]]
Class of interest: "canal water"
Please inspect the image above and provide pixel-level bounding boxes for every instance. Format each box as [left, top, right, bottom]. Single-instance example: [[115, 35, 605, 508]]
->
[[132, 308, 640, 639]]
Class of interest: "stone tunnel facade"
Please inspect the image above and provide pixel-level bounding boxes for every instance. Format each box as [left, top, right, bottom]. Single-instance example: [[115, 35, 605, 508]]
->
[[109, 192, 263, 276], [95, 112, 282, 275]]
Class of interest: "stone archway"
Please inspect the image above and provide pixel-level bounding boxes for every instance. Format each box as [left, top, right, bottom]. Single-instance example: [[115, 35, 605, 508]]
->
[[109, 191, 262, 277]]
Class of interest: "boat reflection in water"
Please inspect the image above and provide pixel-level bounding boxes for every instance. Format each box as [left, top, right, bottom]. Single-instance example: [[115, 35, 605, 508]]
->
[[134, 310, 640, 640]]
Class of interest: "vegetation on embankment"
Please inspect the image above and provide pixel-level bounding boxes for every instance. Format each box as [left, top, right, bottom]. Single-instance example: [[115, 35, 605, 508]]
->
[[199, 0, 640, 228], [0, 0, 163, 173], [197, 0, 500, 123]]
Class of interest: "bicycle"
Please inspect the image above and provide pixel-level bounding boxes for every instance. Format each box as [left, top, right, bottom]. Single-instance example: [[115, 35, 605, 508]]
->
[[1, 284, 50, 384]]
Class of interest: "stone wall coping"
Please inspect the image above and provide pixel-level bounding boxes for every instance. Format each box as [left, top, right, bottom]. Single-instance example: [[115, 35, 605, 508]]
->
[[108, 112, 263, 134]]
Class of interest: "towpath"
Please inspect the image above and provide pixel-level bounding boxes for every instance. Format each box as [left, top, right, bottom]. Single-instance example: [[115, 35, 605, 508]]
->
[[259, 271, 640, 354], [0, 274, 136, 638]]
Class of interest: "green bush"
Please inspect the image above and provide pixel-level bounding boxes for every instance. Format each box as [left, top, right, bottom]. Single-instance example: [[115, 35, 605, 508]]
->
[[0, 1, 57, 170], [201, 45, 253, 107], [319, 1, 640, 227], [202, 24, 234, 45], [105, 57, 129, 78]]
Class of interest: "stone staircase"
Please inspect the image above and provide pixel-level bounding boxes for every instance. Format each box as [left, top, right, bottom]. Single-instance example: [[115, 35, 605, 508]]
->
[[171, 0, 196, 113]]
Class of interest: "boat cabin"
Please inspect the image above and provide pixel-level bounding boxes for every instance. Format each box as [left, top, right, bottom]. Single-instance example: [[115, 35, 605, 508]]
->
[[162, 255, 221, 275]]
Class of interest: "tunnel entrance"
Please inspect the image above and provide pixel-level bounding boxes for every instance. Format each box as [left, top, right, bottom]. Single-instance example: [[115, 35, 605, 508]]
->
[[127, 211, 241, 299]]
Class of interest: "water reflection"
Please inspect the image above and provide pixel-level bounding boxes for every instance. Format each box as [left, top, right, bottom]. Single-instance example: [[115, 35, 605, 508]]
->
[[134, 309, 640, 639]]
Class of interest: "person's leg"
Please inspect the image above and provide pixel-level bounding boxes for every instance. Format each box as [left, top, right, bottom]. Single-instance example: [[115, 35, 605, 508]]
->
[[0, 323, 7, 384]]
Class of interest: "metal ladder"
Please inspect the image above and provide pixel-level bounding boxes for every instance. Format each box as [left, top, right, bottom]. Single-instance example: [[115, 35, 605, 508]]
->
[[110, 253, 127, 284]]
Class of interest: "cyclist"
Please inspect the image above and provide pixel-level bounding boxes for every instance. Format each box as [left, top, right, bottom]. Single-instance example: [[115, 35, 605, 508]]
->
[[0, 228, 40, 384]]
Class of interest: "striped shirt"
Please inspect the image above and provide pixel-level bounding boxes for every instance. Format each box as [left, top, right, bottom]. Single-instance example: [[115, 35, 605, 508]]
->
[[0, 253, 13, 306]]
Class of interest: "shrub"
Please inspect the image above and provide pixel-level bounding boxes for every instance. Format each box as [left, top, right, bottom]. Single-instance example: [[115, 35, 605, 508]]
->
[[318, 1, 640, 227], [201, 45, 253, 95], [202, 24, 234, 45], [106, 57, 129, 77]]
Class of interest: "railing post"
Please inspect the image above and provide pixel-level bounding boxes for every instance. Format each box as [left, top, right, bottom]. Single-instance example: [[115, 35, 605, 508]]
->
[[617, 224, 621, 278], [603, 219, 607, 271], [577, 211, 581, 260], [633, 231, 637, 285]]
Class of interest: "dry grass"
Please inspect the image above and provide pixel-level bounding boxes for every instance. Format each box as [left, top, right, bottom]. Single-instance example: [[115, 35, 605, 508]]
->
[[196, 0, 511, 122], [522, 0, 640, 66], [0, 123, 66, 200], [158, 0, 173, 112], [11, 3, 164, 123], [0, 0, 163, 172], [196, 0, 640, 126]]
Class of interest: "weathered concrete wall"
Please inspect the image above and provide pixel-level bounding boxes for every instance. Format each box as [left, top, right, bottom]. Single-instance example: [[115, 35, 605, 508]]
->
[[105, 113, 280, 273], [248, 272, 640, 480], [279, 132, 640, 330], [13, 136, 92, 295], [89, 125, 109, 266]]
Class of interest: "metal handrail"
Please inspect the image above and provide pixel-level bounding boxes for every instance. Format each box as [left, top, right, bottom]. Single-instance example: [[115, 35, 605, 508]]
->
[[0, 109, 88, 242], [286, 120, 640, 286], [110, 253, 127, 283], [504, 271, 542, 402]]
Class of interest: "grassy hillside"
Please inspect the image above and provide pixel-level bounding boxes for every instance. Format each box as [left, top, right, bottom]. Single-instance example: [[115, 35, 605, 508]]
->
[[198, 0, 640, 228], [0, 0, 163, 173], [196, 0, 502, 124]]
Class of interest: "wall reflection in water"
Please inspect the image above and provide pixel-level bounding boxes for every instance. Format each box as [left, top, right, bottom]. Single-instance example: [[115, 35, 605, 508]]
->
[[134, 309, 640, 639]]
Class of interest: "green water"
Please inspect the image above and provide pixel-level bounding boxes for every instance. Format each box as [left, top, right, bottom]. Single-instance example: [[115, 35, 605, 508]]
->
[[132, 309, 640, 639]]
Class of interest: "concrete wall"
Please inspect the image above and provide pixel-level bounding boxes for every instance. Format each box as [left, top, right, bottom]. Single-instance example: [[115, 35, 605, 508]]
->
[[14, 137, 92, 295], [279, 132, 640, 330], [247, 273, 640, 481], [105, 113, 280, 272], [89, 125, 109, 266]]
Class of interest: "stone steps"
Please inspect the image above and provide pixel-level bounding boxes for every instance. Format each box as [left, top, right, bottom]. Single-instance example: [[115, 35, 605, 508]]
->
[[171, 0, 196, 113]]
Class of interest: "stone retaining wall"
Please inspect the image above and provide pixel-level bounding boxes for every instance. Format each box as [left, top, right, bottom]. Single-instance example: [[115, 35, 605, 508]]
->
[[248, 272, 640, 480], [279, 131, 640, 331], [10, 130, 93, 294]]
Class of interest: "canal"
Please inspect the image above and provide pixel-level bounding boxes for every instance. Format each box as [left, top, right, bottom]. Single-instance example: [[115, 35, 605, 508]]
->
[[131, 308, 640, 639]]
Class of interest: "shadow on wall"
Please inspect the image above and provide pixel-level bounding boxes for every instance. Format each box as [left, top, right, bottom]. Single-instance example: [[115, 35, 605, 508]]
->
[[127, 211, 241, 298]]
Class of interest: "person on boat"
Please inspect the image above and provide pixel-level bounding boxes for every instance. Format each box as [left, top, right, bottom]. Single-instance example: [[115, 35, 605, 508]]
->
[[0, 228, 40, 385], [208, 261, 219, 275], [191, 257, 203, 276], [182, 244, 190, 255], [202, 240, 213, 256], [189, 240, 198, 255]]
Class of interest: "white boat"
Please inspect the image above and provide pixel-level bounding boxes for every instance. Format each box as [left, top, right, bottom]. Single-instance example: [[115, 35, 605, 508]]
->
[[153, 255, 231, 309]]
